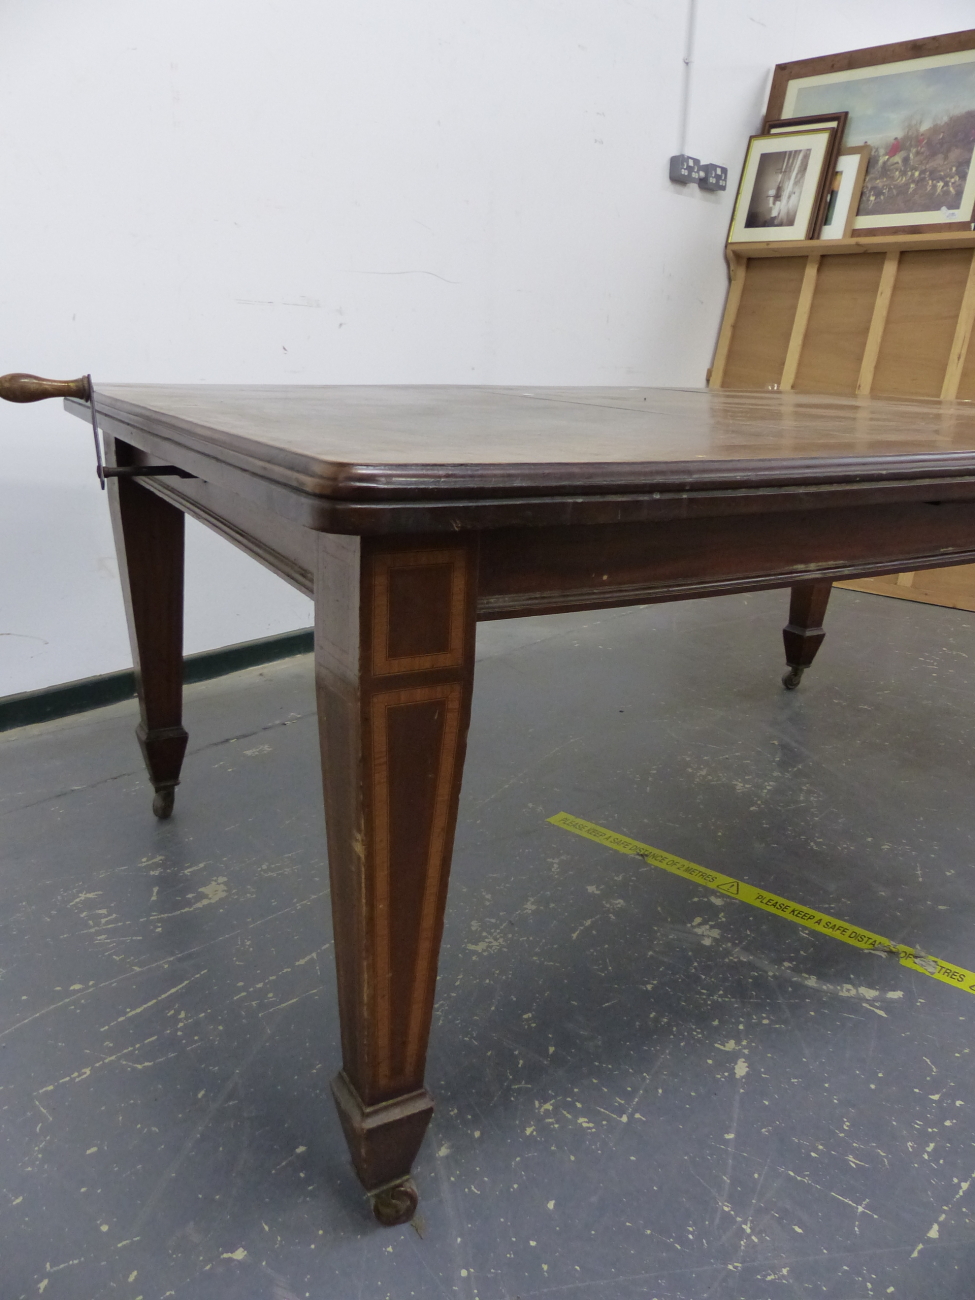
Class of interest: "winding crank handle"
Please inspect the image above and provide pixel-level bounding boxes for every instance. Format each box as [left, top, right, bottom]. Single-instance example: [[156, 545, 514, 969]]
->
[[0, 371, 195, 485], [0, 370, 106, 485], [0, 372, 91, 403]]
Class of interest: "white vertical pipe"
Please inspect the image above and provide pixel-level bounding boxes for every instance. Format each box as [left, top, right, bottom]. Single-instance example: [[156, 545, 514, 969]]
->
[[677, 0, 698, 156]]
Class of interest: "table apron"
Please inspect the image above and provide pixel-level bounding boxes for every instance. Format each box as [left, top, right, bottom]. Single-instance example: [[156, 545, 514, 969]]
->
[[133, 463, 975, 622], [136, 469, 315, 598], [477, 503, 975, 618]]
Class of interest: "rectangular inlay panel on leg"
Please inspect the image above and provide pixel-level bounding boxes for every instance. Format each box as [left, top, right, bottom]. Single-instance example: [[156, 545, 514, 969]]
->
[[369, 684, 464, 1091], [372, 550, 468, 674]]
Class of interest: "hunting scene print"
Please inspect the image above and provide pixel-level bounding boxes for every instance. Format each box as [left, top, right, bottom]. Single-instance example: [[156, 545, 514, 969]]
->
[[858, 109, 975, 217], [787, 52, 975, 225]]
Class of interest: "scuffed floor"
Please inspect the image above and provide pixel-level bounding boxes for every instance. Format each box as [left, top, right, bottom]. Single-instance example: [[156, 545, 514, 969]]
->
[[2, 587, 975, 1298]]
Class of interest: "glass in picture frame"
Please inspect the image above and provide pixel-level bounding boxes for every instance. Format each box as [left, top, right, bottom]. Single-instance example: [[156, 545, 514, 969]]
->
[[727, 129, 835, 244], [820, 145, 871, 240]]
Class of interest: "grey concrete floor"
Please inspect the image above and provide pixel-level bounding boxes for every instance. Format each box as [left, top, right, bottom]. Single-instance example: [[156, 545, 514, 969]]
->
[[2, 588, 975, 1300]]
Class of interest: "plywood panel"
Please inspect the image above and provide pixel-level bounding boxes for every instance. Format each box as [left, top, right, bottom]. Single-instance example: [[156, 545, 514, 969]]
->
[[792, 252, 885, 395], [839, 562, 975, 612], [720, 257, 807, 392], [871, 248, 973, 398]]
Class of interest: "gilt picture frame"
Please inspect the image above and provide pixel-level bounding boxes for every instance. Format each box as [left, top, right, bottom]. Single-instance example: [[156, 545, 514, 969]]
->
[[727, 129, 834, 244]]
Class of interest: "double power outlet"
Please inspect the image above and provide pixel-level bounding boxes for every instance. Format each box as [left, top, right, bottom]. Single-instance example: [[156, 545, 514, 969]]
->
[[669, 154, 728, 191]]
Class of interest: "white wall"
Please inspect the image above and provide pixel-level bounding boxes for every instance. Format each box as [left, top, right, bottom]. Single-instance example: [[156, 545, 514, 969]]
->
[[1, 0, 971, 694]]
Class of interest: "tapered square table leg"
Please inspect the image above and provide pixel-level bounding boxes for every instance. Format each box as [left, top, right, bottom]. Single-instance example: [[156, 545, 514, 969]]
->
[[782, 581, 833, 690], [107, 438, 188, 817], [314, 533, 478, 1225]]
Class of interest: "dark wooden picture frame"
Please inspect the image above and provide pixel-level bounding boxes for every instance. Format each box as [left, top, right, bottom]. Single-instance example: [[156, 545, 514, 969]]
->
[[766, 111, 849, 239], [764, 28, 975, 236]]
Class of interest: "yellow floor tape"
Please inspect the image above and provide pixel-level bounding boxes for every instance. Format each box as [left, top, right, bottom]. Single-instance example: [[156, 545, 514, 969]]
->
[[549, 812, 975, 997]]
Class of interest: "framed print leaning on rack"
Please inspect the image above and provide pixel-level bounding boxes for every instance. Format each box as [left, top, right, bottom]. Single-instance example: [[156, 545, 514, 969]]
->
[[766, 111, 848, 235], [765, 28, 975, 236], [727, 129, 834, 243], [820, 145, 871, 239]]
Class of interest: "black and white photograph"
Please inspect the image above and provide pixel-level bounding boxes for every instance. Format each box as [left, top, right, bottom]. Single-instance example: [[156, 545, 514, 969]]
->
[[745, 147, 811, 227]]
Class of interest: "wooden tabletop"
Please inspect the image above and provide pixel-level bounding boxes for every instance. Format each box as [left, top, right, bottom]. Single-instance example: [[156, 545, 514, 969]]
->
[[71, 385, 975, 533], [82, 385, 975, 503]]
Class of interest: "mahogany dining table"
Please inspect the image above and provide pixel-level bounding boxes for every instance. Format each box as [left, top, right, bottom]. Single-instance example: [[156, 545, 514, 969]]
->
[[6, 377, 975, 1224]]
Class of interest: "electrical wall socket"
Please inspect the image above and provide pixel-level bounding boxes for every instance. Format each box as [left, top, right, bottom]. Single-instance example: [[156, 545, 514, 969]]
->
[[669, 155, 728, 192], [698, 162, 728, 192], [669, 154, 700, 183]]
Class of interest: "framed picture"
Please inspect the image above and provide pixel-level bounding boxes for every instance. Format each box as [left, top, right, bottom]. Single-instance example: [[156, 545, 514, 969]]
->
[[765, 29, 975, 235], [766, 112, 848, 235], [767, 113, 848, 136], [820, 145, 871, 239], [728, 129, 835, 243]]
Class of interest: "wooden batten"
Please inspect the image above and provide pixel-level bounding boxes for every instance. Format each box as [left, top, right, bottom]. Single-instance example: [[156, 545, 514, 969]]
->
[[942, 249, 975, 400], [855, 250, 899, 396], [708, 252, 746, 390], [727, 230, 975, 258], [779, 256, 820, 391]]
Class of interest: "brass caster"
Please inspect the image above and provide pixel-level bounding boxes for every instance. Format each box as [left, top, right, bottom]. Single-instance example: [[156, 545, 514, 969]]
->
[[153, 788, 175, 819], [782, 666, 804, 691], [370, 1179, 418, 1227]]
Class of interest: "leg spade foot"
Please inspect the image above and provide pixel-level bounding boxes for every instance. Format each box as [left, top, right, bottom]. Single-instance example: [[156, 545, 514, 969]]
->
[[137, 722, 187, 817], [330, 1072, 434, 1201], [370, 1179, 419, 1227]]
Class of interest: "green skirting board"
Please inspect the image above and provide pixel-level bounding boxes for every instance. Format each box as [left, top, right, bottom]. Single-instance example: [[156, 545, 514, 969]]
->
[[0, 628, 313, 733]]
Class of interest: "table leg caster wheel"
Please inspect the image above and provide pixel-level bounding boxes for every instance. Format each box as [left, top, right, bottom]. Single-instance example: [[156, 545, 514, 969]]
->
[[153, 788, 175, 819], [370, 1179, 418, 1227], [782, 666, 804, 691]]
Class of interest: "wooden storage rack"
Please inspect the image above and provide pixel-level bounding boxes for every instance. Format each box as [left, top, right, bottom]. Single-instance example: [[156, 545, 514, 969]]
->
[[709, 230, 975, 609]]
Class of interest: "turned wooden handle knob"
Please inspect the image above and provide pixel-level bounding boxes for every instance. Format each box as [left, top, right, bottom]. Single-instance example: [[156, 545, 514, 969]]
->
[[0, 372, 91, 403]]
